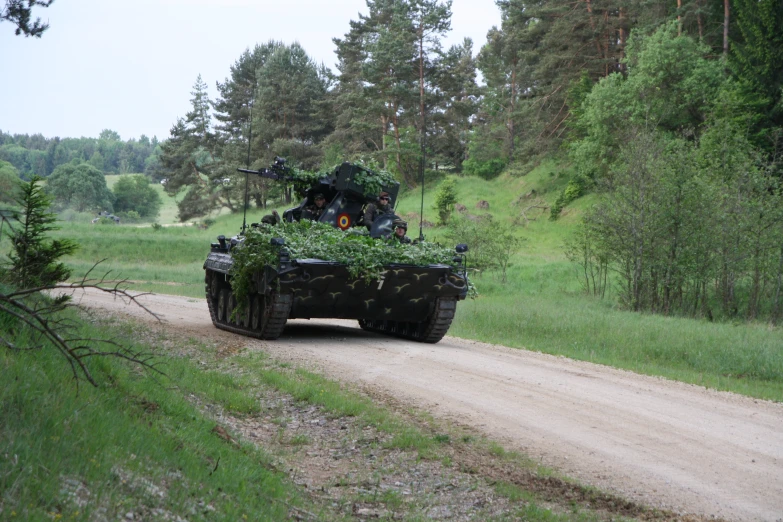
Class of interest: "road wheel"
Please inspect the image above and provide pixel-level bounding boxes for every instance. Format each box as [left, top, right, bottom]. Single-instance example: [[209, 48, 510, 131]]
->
[[241, 297, 251, 328], [217, 289, 229, 322], [209, 272, 222, 298], [227, 293, 237, 324], [251, 295, 264, 331]]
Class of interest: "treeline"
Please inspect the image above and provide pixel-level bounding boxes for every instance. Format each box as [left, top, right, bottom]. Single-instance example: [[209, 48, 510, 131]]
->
[[0, 129, 162, 178], [561, 3, 783, 322], [158, 0, 781, 223]]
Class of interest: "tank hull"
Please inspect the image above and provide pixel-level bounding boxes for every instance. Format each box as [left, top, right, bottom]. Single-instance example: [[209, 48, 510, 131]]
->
[[203, 253, 468, 342]]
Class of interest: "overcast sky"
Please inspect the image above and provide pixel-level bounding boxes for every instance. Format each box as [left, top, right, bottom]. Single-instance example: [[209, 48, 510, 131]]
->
[[1, 0, 501, 142]]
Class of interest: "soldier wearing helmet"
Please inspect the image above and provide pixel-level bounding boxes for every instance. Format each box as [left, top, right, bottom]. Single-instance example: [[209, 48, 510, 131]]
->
[[364, 191, 395, 228], [392, 218, 412, 244], [304, 193, 328, 220]]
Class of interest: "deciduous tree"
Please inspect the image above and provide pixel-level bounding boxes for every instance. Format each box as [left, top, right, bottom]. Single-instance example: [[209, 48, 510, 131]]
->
[[112, 174, 162, 219], [47, 161, 114, 212]]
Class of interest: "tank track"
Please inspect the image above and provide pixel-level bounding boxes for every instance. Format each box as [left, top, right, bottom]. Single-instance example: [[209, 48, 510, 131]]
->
[[358, 297, 456, 343], [205, 270, 291, 340]]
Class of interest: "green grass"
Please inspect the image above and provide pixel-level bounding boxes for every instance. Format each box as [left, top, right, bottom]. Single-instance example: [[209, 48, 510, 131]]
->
[[0, 316, 321, 521], [52, 163, 783, 403]]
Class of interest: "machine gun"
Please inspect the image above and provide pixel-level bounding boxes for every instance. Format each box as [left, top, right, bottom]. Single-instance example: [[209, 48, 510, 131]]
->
[[241, 158, 401, 238], [237, 156, 291, 181]]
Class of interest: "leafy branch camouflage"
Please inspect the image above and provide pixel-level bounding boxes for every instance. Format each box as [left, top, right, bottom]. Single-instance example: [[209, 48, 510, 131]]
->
[[229, 221, 458, 307]]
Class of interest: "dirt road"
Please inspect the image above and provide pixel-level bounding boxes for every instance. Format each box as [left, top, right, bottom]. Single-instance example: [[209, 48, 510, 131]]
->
[[70, 289, 783, 521]]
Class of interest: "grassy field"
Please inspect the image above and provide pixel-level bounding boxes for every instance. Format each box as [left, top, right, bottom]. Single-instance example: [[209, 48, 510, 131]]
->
[[48, 165, 783, 403]]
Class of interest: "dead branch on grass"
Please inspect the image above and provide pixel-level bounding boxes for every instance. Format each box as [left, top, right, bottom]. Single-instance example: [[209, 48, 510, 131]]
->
[[0, 260, 164, 391]]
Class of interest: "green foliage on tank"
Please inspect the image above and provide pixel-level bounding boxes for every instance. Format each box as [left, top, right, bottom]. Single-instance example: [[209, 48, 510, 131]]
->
[[229, 220, 457, 308]]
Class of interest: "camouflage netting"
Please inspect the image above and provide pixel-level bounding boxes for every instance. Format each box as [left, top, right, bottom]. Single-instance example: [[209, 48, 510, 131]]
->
[[229, 221, 459, 304]]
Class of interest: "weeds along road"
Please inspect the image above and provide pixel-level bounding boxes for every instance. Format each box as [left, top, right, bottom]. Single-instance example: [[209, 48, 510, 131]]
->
[[69, 288, 783, 521]]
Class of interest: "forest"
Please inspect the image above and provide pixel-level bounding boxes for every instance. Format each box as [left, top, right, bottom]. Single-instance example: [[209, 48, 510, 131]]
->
[[0, 129, 162, 178]]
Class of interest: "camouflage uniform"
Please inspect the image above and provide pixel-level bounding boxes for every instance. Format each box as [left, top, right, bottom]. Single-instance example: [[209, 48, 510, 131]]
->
[[304, 193, 327, 220], [364, 191, 394, 227], [392, 218, 412, 244], [260, 210, 280, 226]]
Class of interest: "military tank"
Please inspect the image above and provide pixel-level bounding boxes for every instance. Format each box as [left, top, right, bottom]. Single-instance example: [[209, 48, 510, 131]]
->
[[203, 158, 469, 343]]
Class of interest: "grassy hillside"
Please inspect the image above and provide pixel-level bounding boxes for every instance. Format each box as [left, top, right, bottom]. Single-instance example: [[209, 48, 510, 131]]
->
[[52, 165, 783, 402]]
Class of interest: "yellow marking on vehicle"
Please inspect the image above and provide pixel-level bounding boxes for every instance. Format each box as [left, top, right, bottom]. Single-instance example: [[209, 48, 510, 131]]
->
[[308, 275, 335, 283], [394, 283, 410, 293]]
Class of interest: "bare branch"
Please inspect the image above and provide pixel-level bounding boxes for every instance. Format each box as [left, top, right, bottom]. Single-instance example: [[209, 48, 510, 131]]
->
[[1, 269, 165, 388]]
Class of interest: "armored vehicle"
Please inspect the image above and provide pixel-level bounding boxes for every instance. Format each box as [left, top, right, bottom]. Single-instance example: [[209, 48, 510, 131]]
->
[[203, 159, 469, 343]]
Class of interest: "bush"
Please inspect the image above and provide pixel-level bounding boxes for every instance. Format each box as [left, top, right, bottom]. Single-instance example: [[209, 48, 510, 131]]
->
[[434, 177, 458, 225], [443, 215, 522, 281], [462, 157, 506, 180], [550, 175, 590, 220], [116, 210, 141, 222], [112, 174, 162, 218]]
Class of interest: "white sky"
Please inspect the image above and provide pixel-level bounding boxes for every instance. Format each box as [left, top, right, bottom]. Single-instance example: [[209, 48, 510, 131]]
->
[[0, 0, 501, 142]]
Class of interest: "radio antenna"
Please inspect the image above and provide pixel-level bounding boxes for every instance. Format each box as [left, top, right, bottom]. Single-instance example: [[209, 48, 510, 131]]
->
[[241, 94, 254, 234], [418, 103, 426, 242]]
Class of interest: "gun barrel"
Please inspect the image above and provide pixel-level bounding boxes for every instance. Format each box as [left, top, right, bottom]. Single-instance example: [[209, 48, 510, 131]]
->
[[237, 167, 284, 181]]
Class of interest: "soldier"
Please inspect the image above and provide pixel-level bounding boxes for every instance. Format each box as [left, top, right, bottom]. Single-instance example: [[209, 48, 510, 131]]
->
[[392, 218, 412, 244], [304, 193, 327, 220], [364, 191, 394, 228], [260, 210, 280, 226]]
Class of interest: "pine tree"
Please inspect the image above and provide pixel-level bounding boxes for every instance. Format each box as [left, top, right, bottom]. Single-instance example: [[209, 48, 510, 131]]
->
[[3, 176, 77, 289]]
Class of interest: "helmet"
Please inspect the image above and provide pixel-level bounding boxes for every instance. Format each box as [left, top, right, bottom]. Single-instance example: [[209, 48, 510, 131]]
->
[[314, 193, 325, 200], [392, 218, 407, 230]]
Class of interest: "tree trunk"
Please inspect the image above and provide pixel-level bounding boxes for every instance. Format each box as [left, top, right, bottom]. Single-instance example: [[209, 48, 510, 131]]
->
[[618, 7, 627, 71], [724, 0, 730, 57], [391, 103, 405, 183], [380, 115, 388, 171], [772, 244, 783, 324], [604, 9, 610, 76], [419, 31, 426, 153], [695, 0, 704, 40], [508, 59, 517, 161], [677, 0, 682, 36]]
